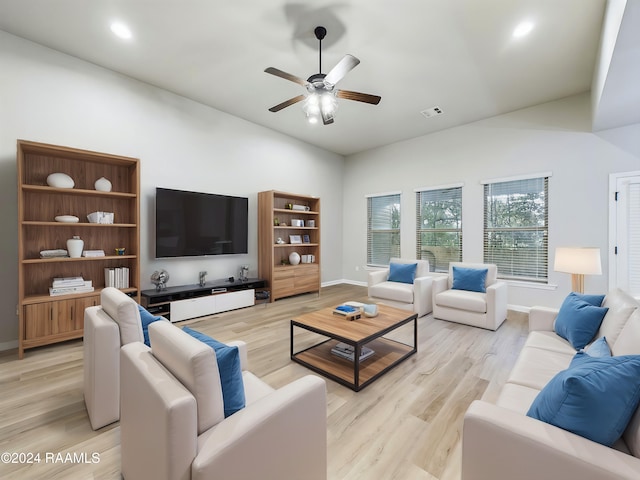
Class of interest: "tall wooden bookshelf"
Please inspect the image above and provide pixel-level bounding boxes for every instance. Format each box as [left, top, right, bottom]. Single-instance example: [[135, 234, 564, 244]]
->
[[17, 140, 140, 358], [258, 191, 321, 302]]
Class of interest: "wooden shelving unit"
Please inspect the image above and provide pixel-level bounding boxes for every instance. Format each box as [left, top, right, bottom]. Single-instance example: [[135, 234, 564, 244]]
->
[[17, 140, 140, 358], [258, 191, 320, 302]]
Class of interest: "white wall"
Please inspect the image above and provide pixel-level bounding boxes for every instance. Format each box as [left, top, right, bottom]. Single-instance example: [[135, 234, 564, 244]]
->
[[343, 93, 640, 308], [0, 31, 344, 349]]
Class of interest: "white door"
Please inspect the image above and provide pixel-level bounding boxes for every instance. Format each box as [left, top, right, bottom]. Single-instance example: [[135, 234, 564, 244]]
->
[[613, 173, 640, 296]]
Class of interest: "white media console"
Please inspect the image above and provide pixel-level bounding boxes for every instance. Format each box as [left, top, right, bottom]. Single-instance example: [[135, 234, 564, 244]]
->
[[141, 278, 267, 322]]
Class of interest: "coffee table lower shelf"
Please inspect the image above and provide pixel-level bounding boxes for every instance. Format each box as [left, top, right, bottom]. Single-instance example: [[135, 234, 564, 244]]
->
[[292, 337, 415, 391]]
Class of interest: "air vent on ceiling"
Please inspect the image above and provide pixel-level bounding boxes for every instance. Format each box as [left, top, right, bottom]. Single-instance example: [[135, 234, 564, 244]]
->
[[420, 106, 443, 118]]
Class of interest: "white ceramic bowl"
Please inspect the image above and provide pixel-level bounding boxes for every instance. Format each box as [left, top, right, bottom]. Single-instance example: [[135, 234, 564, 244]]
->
[[46, 172, 74, 189], [54, 215, 79, 223]]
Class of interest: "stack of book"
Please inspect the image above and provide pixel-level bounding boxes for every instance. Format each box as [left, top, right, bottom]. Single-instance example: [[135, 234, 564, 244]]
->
[[49, 276, 94, 296], [104, 267, 130, 289], [330, 342, 375, 362]]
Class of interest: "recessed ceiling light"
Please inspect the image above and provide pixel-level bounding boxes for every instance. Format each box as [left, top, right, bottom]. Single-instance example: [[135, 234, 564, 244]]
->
[[513, 21, 534, 38], [110, 22, 132, 40]]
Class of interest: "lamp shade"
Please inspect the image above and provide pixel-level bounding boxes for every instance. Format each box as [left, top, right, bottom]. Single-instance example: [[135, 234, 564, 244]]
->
[[554, 247, 602, 275]]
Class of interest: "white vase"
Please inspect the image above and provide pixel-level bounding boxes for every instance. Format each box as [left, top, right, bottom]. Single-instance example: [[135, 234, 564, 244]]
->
[[46, 172, 74, 189], [289, 252, 301, 265], [94, 176, 112, 192], [67, 236, 84, 258]]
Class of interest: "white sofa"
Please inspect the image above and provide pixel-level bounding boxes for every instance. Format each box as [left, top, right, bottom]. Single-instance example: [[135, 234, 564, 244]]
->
[[120, 321, 327, 480], [432, 262, 507, 330], [83, 287, 165, 430], [462, 288, 640, 480], [368, 258, 433, 317]]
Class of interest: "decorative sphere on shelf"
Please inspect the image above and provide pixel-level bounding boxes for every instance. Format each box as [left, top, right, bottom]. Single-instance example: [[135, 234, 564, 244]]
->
[[289, 252, 301, 265]]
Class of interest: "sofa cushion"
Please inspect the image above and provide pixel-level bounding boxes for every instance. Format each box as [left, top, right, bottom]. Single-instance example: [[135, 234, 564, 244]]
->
[[452, 266, 488, 293], [137, 305, 164, 347], [149, 322, 225, 433], [554, 293, 609, 350], [523, 331, 576, 355], [388, 262, 417, 284], [597, 288, 639, 347], [368, 281, 414, 303], [100, 287, 143, 345], [527, 355, 640, 446], [435, 289, 487, 314], [183, 327, 245, 418], [496, 383, 541, 415], [507, 346, 574, 390]]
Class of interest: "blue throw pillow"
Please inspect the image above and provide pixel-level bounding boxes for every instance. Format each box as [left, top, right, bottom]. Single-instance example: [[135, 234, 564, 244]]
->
[[527, 355, 640, 446], [388, 262, 418, 284], [571, 292, 606, 307], [137, 305, 164, 347], [554, 293, 609, 350], [451, 266, 488, 293], [182, 327, 245, 417], [584, 336, 611, 358]]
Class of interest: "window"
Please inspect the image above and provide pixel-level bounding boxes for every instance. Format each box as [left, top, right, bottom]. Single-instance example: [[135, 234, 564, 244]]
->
[[483, 175, 549, 282], [367, 192, 401, 266], [416, 185, 462, 272]]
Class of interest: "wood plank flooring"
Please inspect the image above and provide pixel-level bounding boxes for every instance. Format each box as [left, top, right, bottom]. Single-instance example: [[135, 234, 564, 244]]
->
[[0, 284, 528, 479]]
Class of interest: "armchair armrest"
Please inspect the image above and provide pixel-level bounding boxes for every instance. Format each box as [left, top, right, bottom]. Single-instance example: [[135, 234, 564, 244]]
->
[[486, 281, 508, 329], [431, 275, 449, 297], [193, 375, 327, 480], [413, 276, 434, 317], [83, 306, 121, 430], [462, 400, 640, 480], [529, 306, 559, 332], [368, 269, 389, 288]]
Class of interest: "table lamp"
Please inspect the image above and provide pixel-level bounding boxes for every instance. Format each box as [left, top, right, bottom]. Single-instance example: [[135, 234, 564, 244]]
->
[[554, 247, 602, 293]]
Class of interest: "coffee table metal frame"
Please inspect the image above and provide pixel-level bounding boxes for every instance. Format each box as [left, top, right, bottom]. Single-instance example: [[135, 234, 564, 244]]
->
[[290, 305, 418, 391]]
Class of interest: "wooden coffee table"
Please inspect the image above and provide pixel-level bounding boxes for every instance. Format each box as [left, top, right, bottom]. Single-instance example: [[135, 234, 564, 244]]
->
[[290, 304, 417, 391]]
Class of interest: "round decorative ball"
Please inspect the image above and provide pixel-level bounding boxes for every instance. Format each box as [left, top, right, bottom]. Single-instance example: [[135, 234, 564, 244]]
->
[[289, 252, 301, 265], [94, 176, 112, 192], [46, 172, 74, 189]]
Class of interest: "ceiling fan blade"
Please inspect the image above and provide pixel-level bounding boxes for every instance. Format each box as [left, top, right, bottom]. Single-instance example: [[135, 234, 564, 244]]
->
[[268, 95, 305, 112], [264, 67, 308, 86], [324, 54, 360, 86], [337, 89, 381, 105]]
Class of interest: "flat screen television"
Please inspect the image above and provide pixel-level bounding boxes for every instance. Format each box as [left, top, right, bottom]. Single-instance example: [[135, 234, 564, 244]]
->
[[155, 187, 248, 258]]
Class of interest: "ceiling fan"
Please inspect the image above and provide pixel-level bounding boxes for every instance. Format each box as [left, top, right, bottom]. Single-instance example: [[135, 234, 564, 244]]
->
[[264, 26, 381, 125]]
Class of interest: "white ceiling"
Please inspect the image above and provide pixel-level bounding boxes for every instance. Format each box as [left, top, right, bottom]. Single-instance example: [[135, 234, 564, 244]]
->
[[0, 0, 637, 156]]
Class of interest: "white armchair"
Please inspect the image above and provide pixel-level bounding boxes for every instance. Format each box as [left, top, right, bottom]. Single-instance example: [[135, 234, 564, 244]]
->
[[83, 287, 163, 430], [432, 262, 507, 330], [368, 258, 433, 317], [120, 321, 327, 480]]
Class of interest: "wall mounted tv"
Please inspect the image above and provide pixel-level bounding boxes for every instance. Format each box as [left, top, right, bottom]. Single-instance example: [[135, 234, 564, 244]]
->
[[155, 187, 248, 258]]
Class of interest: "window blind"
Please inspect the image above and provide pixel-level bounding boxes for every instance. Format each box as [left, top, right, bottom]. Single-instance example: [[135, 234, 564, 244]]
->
[[483, 177, 549, 282], [367, 193, 401, 266], [416, 187, 462, 272], [628, 182, 640, 294]]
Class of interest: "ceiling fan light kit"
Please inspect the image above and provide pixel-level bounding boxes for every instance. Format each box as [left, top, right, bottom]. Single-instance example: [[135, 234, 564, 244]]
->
[[265, 25, 381, 125]]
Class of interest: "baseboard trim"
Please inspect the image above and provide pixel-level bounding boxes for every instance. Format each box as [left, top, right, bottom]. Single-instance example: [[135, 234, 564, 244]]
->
[[0, 340, 18, 352]]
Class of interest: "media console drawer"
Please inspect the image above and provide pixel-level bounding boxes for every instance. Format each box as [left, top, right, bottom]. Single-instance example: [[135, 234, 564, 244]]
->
[[170, 289, 254, 322]]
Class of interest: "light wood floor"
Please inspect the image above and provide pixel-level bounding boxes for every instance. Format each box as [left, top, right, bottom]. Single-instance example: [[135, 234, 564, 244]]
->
[[0, 284, 528, 479]]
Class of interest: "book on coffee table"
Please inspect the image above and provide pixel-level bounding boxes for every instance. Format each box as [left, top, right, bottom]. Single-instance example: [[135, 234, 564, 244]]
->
[[330, 342, 375, 362]]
